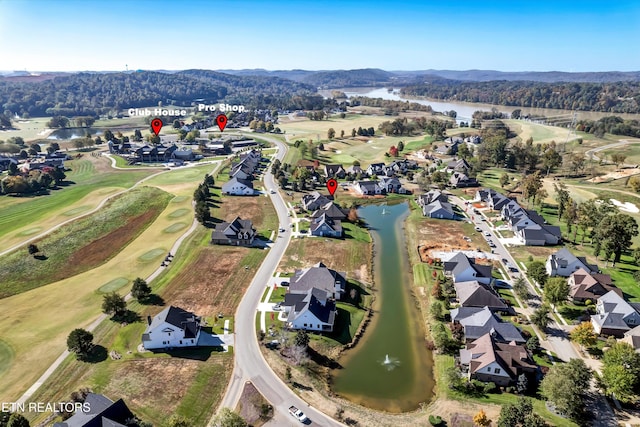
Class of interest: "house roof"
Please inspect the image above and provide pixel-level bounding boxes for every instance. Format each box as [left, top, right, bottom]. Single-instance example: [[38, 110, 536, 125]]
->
[[549, 248, 597, 272], [211, 216, 255, 241], [454, 281, 507, 309], [287, 287, 336, 325], [289, 262, 346, 296], [325, 164, 345, 174], [423, 200, 454, 217], [311, 202, 347, 220], [310, 213, 342, 234], [623, 325, 640, 351], [443, 252, 492, 280], [356, 181, 379, 192], [144, 306, 201, 339], [460, 333, 536, 379], [452, 306, 525, 342], [302, 191, 330, 207], [569, 268, 620, 300], [447, 159, 470, 171], [53, 394, 134, 427]]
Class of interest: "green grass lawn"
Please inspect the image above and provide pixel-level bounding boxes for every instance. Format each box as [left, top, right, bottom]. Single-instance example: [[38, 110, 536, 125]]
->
[[0, 159, 156, 240], [498, 288, 520, 308], [0, 186, 172, 298]]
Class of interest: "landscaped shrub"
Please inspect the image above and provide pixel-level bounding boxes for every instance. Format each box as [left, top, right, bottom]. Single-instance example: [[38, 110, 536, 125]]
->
[[483, 381, 498, 394], [428, 415, 443, 426]]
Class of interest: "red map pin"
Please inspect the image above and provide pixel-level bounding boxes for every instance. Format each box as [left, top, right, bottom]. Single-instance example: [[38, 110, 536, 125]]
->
[[326, 178, 338, 196], [216, 114, 228, 132], [151, 118, 163, 136]]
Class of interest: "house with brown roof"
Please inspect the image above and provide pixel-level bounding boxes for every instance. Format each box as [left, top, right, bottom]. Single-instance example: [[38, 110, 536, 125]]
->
[[568, 268, 620, 303], [459, 333, 537, 387]]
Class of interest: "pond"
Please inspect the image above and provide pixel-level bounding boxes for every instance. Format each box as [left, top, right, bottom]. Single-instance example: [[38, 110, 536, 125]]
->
[[331, 202, 435, 412]]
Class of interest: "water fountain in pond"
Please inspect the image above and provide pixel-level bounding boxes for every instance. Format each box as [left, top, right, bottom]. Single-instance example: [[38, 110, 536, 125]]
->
[[381, 354, 400, 371]]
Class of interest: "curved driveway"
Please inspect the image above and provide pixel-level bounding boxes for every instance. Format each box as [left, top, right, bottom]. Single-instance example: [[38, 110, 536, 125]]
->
[[217, 134, 343, 427]]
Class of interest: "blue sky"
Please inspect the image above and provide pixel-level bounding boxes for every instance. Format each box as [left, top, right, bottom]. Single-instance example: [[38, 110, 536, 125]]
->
[[1, 0, 639, 72]]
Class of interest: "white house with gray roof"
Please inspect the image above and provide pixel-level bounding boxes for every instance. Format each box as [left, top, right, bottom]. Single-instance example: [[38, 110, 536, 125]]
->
[[591, 290, 640, 337], [443, 252, 493, 285], [450, 306, 525, 343], [142, 306, 202, 350], [546, 248, 597, 277], [285, 288, 337, 332]]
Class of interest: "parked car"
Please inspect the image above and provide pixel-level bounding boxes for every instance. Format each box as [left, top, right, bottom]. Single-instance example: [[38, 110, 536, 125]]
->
[[484, 231, 491, 237], [474, 226, 482, 232], [509, 266, 519, 273], [280, 281, 289, 287], [502, 258, 508, 264]]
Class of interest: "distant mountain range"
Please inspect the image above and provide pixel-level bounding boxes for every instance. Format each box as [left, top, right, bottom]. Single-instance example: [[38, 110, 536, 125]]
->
[[218, 68, 640, 85]]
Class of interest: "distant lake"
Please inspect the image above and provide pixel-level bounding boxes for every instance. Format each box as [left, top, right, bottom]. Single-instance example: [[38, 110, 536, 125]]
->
[[319, 87, 640, 122], [47, 128, 103, 140]]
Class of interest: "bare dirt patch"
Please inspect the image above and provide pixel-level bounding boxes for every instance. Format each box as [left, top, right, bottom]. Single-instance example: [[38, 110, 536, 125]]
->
[[215, 193, 272, 230], [587, 168, 640, 183], [279, 238, 372, 285], [416, 220, 473, 262], [236, 382, 272, 426], [161, 246, 250, 316]]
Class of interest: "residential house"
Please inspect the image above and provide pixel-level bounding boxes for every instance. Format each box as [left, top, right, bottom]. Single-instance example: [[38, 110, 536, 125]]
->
[[568, 268, 620, 303], [210, 216, 256, 246], [450, 306, 525, 343], [417, 190, 449, 207], [449, 172, 478, 188], [475, 188, 513, 211], [443, 252, 493, 285], [423, 200, 455, 219], [366, 162, 386, 177], [310, 213, 343, 238], [546, 248, 598, 277], [446, 159, 471, 173], [285, 288, 337, 332], [591, 290, 640, 337], [346, 165, 366, 177], [222, 176, 254, 195], [353, 180, 384, 196], [230, 166, 252, 180], [53, 393, 135, 427], [459, 333, 537, 387], [454, 281, 508, 311], [324, 164, 346, 179], [501, 201, 561, 246], [142, 306, 202, 350], [622, 325, 640, 353], [378, 176, 405, 193], [288, 261, 346, 300], [311, 201, 347, 221], [301, 191, 331, 211]]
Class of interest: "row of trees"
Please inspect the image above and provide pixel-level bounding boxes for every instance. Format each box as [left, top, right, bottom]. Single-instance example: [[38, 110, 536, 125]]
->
[[401, 80, 640, 113], [194, 174, 215, 225], [1, 167, 66, 195]]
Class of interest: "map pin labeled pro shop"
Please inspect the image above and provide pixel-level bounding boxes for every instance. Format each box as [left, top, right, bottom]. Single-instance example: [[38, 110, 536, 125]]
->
[[326, 178, 338, 196], [150, 118, 163, 136], [216, 114, 228, 132]]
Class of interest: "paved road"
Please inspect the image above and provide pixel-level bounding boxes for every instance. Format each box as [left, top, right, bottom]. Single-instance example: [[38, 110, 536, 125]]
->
[[450, 195, 581, 361], [585, 139, 637, 167], [15, 162, 222, 405], [217, 134, 343, 427]]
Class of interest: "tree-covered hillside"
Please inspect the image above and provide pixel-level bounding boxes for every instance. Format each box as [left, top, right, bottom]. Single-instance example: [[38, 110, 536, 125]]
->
[[401, 79, 640, 113]]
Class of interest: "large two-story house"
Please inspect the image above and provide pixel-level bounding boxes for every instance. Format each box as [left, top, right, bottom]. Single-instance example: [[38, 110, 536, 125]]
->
[[301, 191, 331, 211], [459, 333, 537, 387], [591, 290, 640, 337], [142, 306, 202, 350], [288, 261, 346, 300], [568, 268, 620, 303], [210, 216, 256, 246], [444, 252, 493, 285], [546, 248, 598, 277], [450, 306, 525, 343]]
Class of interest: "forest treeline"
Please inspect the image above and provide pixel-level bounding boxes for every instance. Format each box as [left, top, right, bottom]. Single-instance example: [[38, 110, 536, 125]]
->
[[401, 80, 640, 113], [0, 70, 322, 118]]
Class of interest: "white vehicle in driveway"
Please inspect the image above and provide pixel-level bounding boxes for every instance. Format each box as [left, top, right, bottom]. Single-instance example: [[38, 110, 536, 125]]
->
[[289, 406, 308, 423]]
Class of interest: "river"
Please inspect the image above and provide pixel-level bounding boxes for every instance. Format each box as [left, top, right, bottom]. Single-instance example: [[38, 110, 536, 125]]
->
[[332, 202, 434, 412], [319, 87, 640, 123]]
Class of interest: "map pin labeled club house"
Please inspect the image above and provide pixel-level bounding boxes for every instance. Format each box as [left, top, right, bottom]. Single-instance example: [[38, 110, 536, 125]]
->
[[326, 178, 338, 196], [216, 114, 228, 132], [150, 118, 163, 136]]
